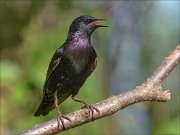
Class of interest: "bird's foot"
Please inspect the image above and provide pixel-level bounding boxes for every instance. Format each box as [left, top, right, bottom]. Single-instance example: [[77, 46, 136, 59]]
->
[[82, 102, 100, 120], [57, 113, 71, 130]]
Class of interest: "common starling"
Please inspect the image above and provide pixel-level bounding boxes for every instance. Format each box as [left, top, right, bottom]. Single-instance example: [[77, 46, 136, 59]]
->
[[34, 15, 107, 128]]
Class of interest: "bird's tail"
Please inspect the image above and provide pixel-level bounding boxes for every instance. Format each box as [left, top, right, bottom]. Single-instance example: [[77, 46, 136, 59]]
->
[[34, 94, 53, 117], [34, 92, 71, 117]]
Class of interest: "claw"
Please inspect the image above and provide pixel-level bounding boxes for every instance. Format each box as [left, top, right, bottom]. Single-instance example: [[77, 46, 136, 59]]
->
[[82, 103, 100, 120], [72, 95, 100, 120], [57, 113, 71, 129]]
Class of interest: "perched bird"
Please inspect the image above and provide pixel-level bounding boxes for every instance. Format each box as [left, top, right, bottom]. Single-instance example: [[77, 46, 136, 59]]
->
[[34, 15, 107, 128]]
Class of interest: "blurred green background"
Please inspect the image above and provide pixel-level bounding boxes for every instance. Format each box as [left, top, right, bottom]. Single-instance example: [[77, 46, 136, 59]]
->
[[0, 0, 179, 134]]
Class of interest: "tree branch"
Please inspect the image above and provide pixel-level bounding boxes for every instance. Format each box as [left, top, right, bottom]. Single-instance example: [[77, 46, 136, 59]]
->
[[19, 45, 180, 135]]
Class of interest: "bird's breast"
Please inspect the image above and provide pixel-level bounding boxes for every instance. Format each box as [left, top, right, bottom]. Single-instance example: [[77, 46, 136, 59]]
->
[[67, 46, 96, 74]]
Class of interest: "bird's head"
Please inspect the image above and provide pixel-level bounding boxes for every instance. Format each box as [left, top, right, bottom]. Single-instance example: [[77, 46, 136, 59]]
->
[[68, 15, 108, 36]]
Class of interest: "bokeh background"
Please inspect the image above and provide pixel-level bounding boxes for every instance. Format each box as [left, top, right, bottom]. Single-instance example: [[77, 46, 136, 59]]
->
[[0, 0, 179, 134]]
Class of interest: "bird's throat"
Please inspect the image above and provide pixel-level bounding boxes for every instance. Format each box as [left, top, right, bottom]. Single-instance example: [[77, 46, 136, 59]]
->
[[68, 31, 92, 56], [66, 32, 94, 73]]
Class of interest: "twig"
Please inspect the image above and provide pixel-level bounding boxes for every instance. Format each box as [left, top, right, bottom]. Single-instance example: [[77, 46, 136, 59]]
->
[[19, 45, 180, 135]]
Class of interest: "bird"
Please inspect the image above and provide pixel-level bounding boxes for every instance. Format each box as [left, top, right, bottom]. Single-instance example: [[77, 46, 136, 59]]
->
[[34, 15, 108, 129]]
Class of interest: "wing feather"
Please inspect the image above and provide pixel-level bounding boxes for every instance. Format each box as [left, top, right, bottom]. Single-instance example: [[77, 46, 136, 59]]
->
[[43, 47, 64, 93]]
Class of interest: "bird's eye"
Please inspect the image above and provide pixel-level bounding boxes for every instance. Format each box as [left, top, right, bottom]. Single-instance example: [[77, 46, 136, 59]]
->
[[86, 19, 92, 23]]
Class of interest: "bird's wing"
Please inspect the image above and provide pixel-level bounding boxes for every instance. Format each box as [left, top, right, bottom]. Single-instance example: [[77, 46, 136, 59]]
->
[[43, 46, 64, 93], [88, 58, 97, 76]]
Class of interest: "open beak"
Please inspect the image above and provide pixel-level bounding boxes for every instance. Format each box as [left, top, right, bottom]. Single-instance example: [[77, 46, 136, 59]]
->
[[93, 18, 108, 28]]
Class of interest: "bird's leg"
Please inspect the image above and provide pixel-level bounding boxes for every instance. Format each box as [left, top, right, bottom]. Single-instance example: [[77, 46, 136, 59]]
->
[[54, 91, 71, 129], [72, 95, 100, 119]]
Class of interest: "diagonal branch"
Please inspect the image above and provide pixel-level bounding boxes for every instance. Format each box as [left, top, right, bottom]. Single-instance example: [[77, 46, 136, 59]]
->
[[19, 45, 180, 135]]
